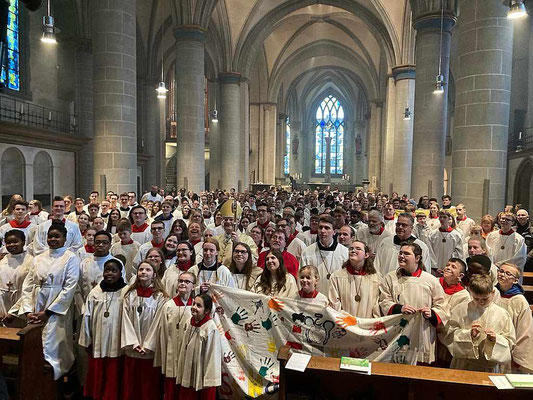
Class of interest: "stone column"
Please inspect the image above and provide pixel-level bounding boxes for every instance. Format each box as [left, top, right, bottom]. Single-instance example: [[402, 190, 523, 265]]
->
[[289, 121, 301, 178], [240, 79, 250, 190], [259, 103, 277, 184], [276, 114, 288, 182], [368, 101, 383, 190], [92, 0, 137, 194], [354, 119, 367, 185], [392, 65, 416, 196], [174, 26, 206, 192], [75, 40, 94, 197], [411, 5, 456, 200], [142, 80, 161, 188], [382, 77, 396, 194], [452, 0, 513, 220], [219, 72, 242, 191]]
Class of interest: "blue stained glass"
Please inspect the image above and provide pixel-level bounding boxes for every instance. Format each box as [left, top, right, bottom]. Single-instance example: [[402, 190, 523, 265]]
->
[[314, 95, 344, 175], [1, 0, 20, 91]]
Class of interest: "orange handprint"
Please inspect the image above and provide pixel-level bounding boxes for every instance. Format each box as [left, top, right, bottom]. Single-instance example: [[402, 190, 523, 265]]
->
[[268, 297, 285, 312], [211, 290, 225, 303], [335, 313, 357, 328]]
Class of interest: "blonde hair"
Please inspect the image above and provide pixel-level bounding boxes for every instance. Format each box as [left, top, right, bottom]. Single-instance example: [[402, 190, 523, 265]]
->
[[500, 262, 521, 279], [299, 265, 320, 281], [469, 274, 494, 296]]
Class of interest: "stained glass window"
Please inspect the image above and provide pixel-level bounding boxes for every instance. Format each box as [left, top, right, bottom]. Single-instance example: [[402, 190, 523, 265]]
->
[[315, 95, 344, 175], [284, 116, 290, 175], [1, 0, 19, 91]]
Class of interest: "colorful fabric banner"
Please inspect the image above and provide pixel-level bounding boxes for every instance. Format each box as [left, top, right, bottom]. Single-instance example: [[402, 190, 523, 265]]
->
[[210, 285, 423, 399]]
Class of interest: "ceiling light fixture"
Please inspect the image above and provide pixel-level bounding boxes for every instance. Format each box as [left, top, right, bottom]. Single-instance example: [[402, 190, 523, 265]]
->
[[40, 0, 57, 44], [508, 0, 527, 19], [434, 1, 445, 94], [156, 2, 168, 98]]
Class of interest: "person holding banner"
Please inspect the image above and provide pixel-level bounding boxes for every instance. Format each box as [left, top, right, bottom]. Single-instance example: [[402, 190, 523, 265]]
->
[[379, 242, 447, 365], [328, 240, 382, 318], [176, 293, 221, 399], [252, 249, 298, 297], [229, 242, 262, 291], [297, 265, 328, 306]]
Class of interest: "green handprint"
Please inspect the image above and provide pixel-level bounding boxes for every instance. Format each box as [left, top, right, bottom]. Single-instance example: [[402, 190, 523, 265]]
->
[[261, 312, 277, 331], [230, 307, 248, 326], [258, 357, 274, 378]]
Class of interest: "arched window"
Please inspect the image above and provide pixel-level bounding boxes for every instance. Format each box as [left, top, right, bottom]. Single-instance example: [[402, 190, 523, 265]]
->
[[315, 95, 344, 175], [284, 116, 290, 175], [1, 0, 20, 91]]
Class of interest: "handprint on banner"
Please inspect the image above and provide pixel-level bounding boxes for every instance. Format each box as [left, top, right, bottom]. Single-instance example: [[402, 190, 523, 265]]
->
[[236, 343, 248, 359], [371, 321, 387, 335], [268, 297, 285, 312], [372, 337, 389, 350], [399, 318, 409, 328], [244, 320, 261, 336], [230, 307, 249, 326], [349, 347, 367, 358], [223, 351, 236, 364], [258, 357, 275, 378], [252, 299, 264, 315], [261, 312, 278, 331], [215, 305, 225, 318], [332, 328, 347, 339], [335, 313, 357, 329]]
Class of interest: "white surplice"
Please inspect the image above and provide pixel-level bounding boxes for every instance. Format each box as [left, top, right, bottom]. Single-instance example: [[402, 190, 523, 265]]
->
[[110, 240, 141, 281], [31, 219, 83, 256], [301, 241, 349, 295], [13, 247, 80, 379], [0, 251, 33, 315], [79, 285, 129, 358], [486, 230, 527, 273], [374, 236, 435, 275], [428, 229, 464, 271]]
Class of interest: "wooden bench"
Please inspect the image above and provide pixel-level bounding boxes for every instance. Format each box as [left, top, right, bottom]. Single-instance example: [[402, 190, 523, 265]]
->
[[277, 346, 532, 400], [0, 324, 57, 400]]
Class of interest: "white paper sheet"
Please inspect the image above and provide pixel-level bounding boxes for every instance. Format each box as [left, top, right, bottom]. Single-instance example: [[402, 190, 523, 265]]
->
[[285, 353, 312, 372], [489, 376, 514, 390]]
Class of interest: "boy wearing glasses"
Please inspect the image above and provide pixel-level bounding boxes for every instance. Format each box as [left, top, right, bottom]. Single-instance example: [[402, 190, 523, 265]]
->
[[133, 221, 166, 269], [496, 262, 533, 373], [486, 212, 526, 281]]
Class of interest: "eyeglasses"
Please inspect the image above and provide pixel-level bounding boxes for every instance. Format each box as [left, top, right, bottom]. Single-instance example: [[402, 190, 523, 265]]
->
[[396, 222, 412, 228], [94, 240, 110, 245], [234, 250, 248, 255], [500, 218, 513, 223], [178, 279, 193, 284], [133, 212, 145, 216], [176, 249, 190, 253], [497, 268, 518, 279]]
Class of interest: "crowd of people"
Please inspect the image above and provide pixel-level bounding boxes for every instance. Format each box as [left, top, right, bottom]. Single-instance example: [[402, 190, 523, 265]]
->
[[0, 185, 531, 399]]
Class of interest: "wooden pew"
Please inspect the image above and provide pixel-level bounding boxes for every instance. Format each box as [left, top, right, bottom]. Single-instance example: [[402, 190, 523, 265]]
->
[[0, 324, 57, 400], [277, 346, 532, 400]]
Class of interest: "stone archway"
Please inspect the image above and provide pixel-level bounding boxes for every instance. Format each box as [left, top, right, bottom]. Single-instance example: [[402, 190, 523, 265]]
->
[[514, 158, 533, 211], [33, 151, 53, 208], [1, 147, 25, 208]]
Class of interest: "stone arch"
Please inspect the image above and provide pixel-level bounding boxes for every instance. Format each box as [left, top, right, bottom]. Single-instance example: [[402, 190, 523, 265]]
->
[[514, 158, 533, 212], [0, 147, 25, 208], [33, 151, 53, 209]]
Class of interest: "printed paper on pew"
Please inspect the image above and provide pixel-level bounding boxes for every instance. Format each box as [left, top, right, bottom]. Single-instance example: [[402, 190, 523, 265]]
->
[[489, 376, 514, 390]]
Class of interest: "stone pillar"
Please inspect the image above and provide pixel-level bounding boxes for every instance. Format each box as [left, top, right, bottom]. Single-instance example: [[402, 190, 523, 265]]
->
[[259, 103, 277, 184], [382, 77, 396, 193], [354, 119, 367, 185], [219, 72, 241, 191], [392, 65, 415, 196], [142, 80, 160, 189], [209, 80, 221, 190], [174, 26, 206, 192], [368, 101, 383, 190], [452, 0, 513, 220], [289, 121, 301, 178], [240, 80, 250, 190], [411, 6, 456, 200], [75, 40, 94, 197], [92, 0, 137, 194], [276, 114, 288, 182]]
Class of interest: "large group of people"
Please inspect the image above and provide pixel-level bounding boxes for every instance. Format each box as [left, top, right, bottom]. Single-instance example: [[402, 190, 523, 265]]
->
[[0, 185, 531, 399]]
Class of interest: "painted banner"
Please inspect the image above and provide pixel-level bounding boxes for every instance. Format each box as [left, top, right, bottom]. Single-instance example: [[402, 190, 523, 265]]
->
[[210, 285, 423, 399]]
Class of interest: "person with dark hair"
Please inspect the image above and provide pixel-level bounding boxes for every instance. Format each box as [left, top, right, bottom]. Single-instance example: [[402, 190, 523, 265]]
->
[[428, 210, 464, 275], [128, 205, 152, 245], [162, 240, 196, 297], [0, 199, 33, 247], [328, 240, 381, 318], [301, 215, 349, 294], [110, 220, 141, 281], [79, 231, 120, 304], [79, 258, 128, 399], [12, 221, 80, 380], [379, 242, 446, 365], [0, 229, 33, 321], [31, 197, 83, 255], [176, 293, 221, 399], [374, 212, 435, 276], [229, 242, 262, 291], [133, 220, 166, 268], [189, 238, 235, 292], [252, 249, 298, 297]]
